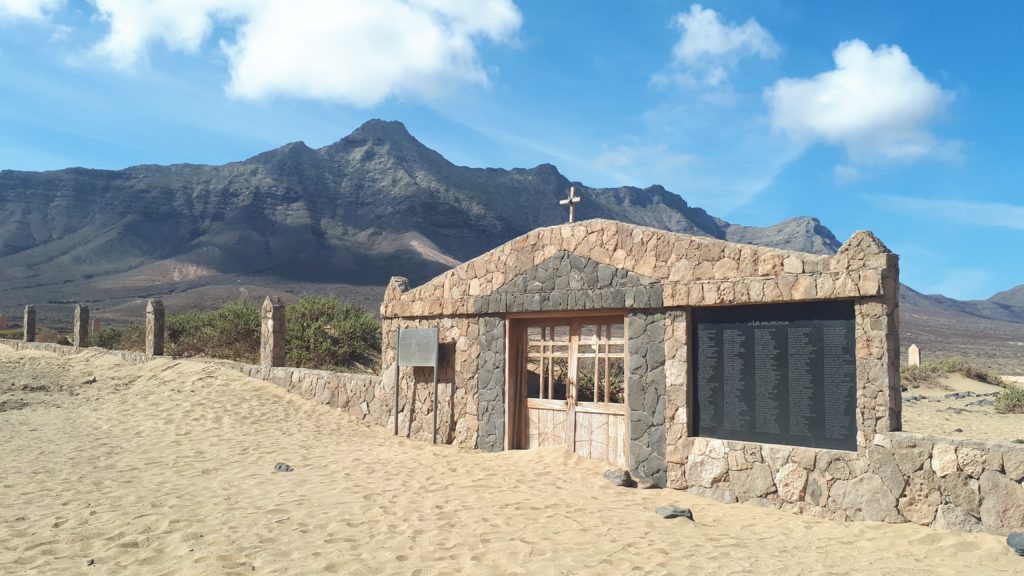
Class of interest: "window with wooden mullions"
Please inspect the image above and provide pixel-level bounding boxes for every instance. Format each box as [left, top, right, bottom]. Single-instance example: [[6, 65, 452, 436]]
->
[[525, 324, 570, 401], [575, 322, 625, 404], [525, 320, 625, 404]]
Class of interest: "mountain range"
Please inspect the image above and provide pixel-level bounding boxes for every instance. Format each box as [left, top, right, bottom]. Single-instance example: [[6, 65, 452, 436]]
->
[[1, 120, 1022, 372]]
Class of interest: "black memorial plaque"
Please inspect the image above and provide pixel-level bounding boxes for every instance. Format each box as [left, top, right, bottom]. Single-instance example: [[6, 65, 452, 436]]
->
[[692, 301, 857, 451]]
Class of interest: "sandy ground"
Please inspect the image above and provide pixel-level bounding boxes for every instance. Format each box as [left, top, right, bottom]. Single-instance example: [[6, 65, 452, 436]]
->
[[901, 374, 1024, 442], [1, 347, 1022, 575]]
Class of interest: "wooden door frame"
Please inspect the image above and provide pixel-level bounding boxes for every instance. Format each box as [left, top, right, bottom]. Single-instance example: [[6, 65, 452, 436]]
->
[[504, 314, 629, 464]]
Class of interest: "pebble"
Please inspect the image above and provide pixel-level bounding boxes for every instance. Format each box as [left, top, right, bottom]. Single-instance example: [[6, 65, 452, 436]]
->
[[655, 505, 694, 520], [273, 462, 294, 473], [603, 469, 637, 488], [1008, 532, 1024, 557]]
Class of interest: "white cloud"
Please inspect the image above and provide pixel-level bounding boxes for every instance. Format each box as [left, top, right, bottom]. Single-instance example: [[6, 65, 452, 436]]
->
[[765, 40, 955, 162], [0, 0, 62, 21], [86, 0, 522, 106], [833, 164, 860, 185], [871, 195, 1024, 231], [660, 4, 778, 87]]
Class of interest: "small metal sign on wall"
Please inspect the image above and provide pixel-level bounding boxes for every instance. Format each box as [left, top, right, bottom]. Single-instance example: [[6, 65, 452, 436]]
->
[[394, 327, 441, 443]]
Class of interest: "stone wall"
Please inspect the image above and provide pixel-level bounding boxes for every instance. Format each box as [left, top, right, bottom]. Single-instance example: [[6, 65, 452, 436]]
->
[[0, 339, 151, 364], [627, 311, 668, 487], [226, 362, 386, 427], [669, 431, 1024, 534], [381, 219, 896, 318], [0, 339, 389, 431], [380, 316, 482, 448], [477, 316, 506, 452]]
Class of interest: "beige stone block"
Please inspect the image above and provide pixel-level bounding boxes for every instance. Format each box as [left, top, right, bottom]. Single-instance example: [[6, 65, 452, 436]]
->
[[791, 276, 817, 299], [783, 256, 803, 274], [775, 463, 809, 502], [728, 450, 751, 471], [694, 260, 714, 280], [713, 258, 739, 279], [748, 279, 765, 301], [757, 253, 783, 276], [685, 454, 729, 488], [777, 275, 796, 299], [956, 446, 988, 479], [932, 443, 959, 477]]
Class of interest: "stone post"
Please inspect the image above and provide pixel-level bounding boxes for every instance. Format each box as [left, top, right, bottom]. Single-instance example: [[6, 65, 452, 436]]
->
[[908, 344, 920, 366], [260, 297, 286, 376], [0, 315, 7, 330], [73, 304, 90, 348], [146, 299, 165, 357], [91, 317, 101, 334], [23, 305, 35, 342]]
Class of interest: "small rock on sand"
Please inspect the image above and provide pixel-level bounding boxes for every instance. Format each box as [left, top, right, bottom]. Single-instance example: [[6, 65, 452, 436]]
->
[[603, 469, 637, 488], [273, 463, 294, 473], [1008, 532, 1024, 556], [655, 505, 694, 520]]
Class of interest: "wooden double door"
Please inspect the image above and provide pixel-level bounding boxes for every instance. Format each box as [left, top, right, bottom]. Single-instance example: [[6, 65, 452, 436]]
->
[[509, 316, 627, 468]]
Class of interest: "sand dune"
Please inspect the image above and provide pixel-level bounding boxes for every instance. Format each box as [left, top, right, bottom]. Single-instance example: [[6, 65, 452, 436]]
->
[[1, 347, 1021, 575]]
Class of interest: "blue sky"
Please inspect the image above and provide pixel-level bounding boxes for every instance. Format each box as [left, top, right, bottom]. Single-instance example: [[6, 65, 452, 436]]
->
[[1, 0, 1022, 300]]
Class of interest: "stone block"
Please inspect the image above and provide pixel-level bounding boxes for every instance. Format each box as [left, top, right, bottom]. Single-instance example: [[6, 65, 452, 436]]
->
[[979, 470, 1024, 534], [841, 473, 898, 522], [932, 503, 983, 533], [775, 463, 809, 502], [730, 463, 776, 499], [932, 443, 958, 477], [957, 446, 988, 479]]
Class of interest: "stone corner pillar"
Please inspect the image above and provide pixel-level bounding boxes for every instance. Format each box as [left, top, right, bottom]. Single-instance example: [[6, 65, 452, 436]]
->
[[23, 305, 36, 343], [260, 297, 286, 375], [73, 304, 90, 348], [146, 299, 165, 357], [626, 310, 668, 487]]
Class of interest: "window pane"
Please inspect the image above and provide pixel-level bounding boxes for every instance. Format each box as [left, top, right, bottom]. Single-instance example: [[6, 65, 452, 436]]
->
[[552, 325, 570, 342], [609, 323, 625, 340], [526, 356, 542, 399], [608, 344, 624, 355], [580, 324, 597, 342], [527, 326, 542, 342], [607, 357, 625, 403], [550, 357, 568, 400], [577, 356, 595, 402]]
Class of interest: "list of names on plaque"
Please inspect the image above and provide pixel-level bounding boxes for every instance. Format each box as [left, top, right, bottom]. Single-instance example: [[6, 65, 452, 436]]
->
[[696, 327, 720, 430], [722, 329, 750, 431], [753, 328, 781, 434], [823, 325, 855, 439], [692, 301, 858, 451], [787, 327, 815, 438]]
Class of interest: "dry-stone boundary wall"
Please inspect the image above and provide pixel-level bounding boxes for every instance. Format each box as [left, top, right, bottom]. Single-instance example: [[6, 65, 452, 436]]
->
[[673, 431, 1024, 534]]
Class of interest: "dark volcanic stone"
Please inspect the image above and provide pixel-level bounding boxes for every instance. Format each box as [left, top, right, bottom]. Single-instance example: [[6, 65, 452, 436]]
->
[[655, 505, 694, 520], [1008, 532, 1024, 556], [603, 469, 637, 488]]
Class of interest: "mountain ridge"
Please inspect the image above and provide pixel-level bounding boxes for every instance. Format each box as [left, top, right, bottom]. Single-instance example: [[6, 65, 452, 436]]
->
[[1, 119, 1022, 371]]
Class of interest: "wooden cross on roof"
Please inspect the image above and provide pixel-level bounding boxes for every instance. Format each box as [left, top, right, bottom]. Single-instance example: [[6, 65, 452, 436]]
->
[[559, 186, 582, 223]]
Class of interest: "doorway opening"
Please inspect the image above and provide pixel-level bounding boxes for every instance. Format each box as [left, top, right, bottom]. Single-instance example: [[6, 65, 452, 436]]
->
[[507, 316, 627, 467]]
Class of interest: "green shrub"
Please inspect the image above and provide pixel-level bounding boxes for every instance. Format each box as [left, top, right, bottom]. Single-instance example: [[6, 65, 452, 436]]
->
[[901, 357, 1006, 388], [995, 385, 1024, 414], [285, 295, 380, 370], [166, 300, 260, 362], [92, 323, 145, 352], [36, 327, 70, 345]]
